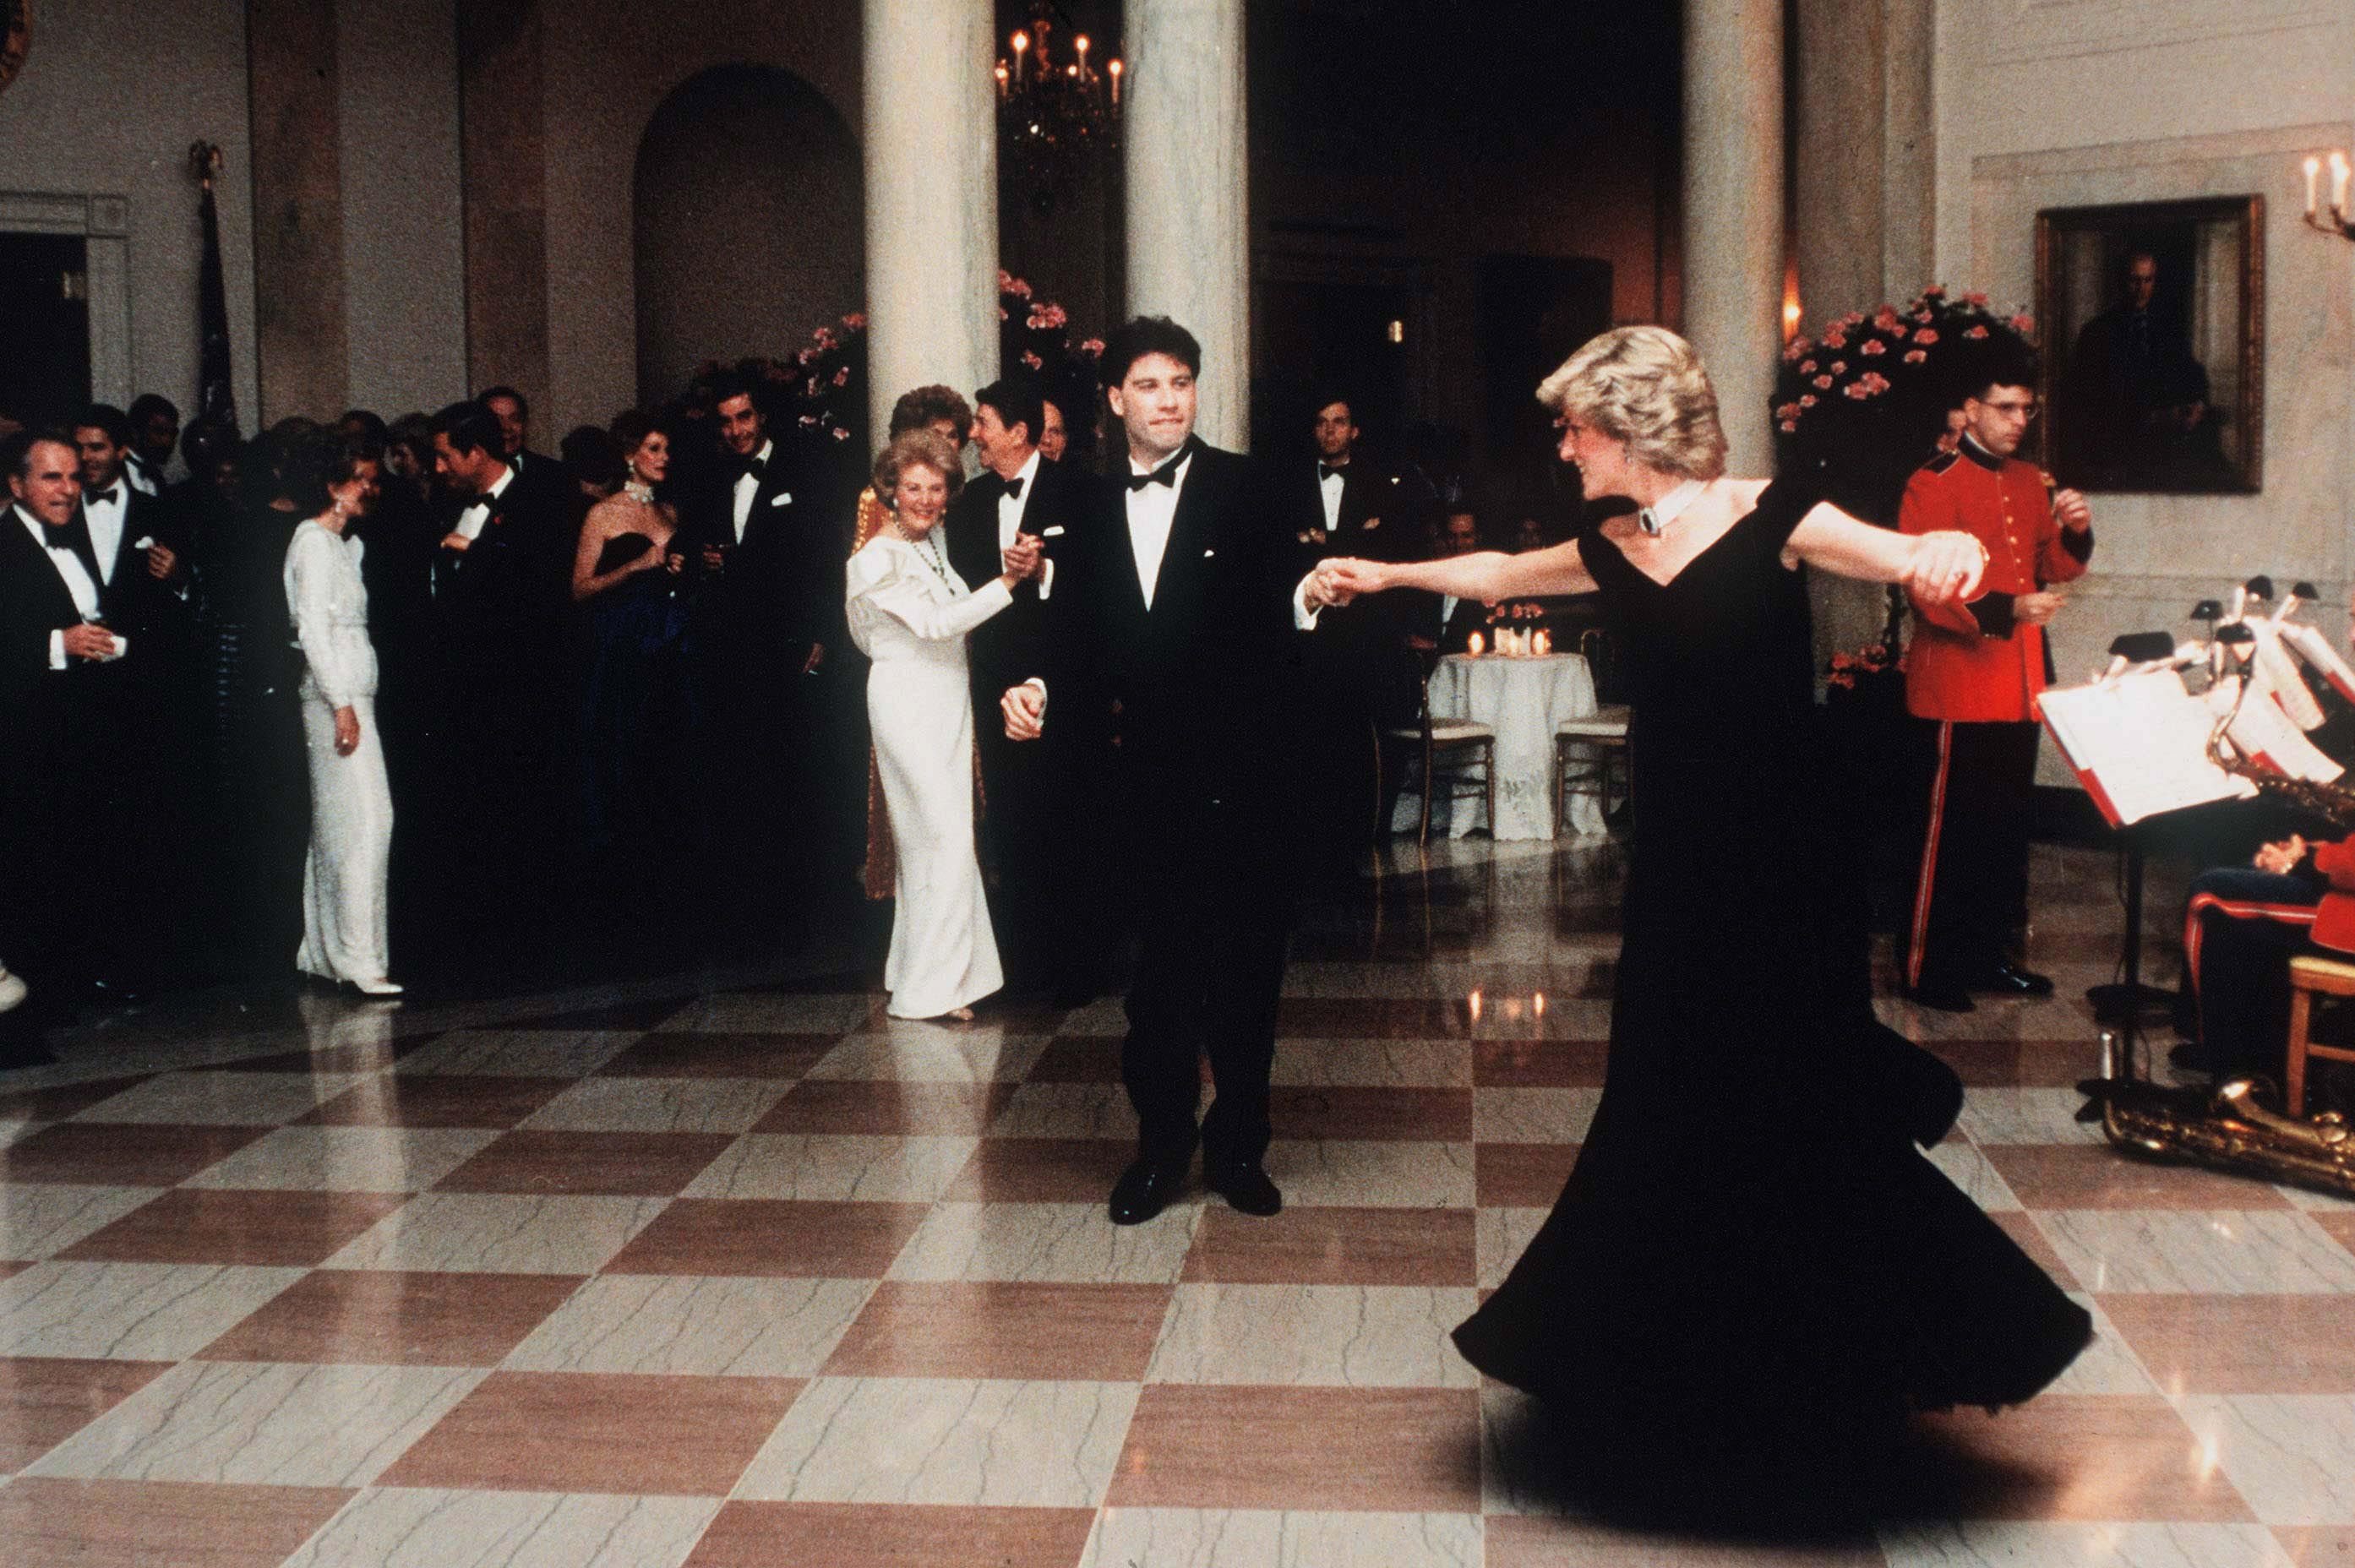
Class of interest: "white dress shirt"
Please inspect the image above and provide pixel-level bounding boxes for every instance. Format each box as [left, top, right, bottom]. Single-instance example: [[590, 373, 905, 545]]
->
[[1126, 448, 1191, 610], [455, 462, 514, 542], [1317, 461, 1346, 533], [82, 484, 127, 585], [999, 448, 1053, 599], [14, 504, 114, 670], [124, 454, 161, 497], [732, 439, 775, 544]]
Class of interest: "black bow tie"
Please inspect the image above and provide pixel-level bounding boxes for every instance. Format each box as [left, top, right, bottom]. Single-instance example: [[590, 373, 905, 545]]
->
[[739, 455, 767, 482], [1127, 455, 1183, 492], [1319, 463, 1344, 483], [87, 487, 120, 509], [35, 512, 104, 577], [1004, 476, 1026, 500]]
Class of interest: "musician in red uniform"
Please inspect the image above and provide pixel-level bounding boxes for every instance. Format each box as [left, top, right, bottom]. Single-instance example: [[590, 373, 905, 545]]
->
[[2178, 833, 2355, 1081], [1901, 349, 2095, 1011]]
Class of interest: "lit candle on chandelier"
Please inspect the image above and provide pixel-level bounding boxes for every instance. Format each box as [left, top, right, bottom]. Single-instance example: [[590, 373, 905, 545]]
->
[[1011, 30, 1028, 84], [995, 62, 1010, 100], [1075, 33, 1090, 78], [1107, 57, 1122, 107]]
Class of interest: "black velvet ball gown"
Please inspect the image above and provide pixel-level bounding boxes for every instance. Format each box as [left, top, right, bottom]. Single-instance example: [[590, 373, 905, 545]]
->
[[1453, 482, 2092, 1471], [577, 531, 688, 863]]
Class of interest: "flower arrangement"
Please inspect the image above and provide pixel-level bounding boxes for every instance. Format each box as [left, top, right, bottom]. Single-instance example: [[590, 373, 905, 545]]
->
[[1772, 286, 2038, 528], [1825, 634, 1901, 693]]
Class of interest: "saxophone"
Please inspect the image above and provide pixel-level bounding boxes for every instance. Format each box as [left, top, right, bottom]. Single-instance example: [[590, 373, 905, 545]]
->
[[2205, 670, 2355, 830]]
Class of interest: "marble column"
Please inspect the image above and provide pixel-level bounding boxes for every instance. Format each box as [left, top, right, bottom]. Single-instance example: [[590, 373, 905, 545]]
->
[[1879, 0, 1937, 302], [1682, 0, 1784, 476], [864, 0, 999, 449], [247, 0, 351, 424], [458, 0, 548, 411], [1124, 0, 1250, 451]]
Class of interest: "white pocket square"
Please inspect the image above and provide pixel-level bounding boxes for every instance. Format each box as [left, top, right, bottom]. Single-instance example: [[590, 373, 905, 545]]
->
[[1042, 525, 1066, 537], [771, 492, 793, 507], [1202, 547, 1216, 558]]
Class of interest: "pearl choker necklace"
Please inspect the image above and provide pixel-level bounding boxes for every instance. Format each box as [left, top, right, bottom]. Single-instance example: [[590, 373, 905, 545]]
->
[[624, 479, 656, 504]]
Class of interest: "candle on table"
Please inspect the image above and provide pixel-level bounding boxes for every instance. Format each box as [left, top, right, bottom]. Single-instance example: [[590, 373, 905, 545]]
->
[[1467, 631, 1484, 657], [2307, 156, 2322, 218], [2333, 151, 2352, 217]]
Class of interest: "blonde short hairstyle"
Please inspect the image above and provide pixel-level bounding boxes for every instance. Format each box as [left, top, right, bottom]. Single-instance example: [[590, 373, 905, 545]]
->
[[873, 429, 966, 504], [1535, 325, 1728, 482]]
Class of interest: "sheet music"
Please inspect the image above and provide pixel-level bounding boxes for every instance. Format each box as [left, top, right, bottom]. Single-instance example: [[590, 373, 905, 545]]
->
[[2249, 623, 2325, 730], [2038, 669, 2257, 825], [2281, 622, 2355, 705], [2217, 674, 2346, 783]]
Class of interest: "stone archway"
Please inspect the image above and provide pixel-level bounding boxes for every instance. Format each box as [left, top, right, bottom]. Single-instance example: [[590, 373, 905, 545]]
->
[[633, 64, 862, 408]]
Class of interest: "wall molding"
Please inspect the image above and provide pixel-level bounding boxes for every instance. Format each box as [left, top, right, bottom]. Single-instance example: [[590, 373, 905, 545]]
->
[[0, 189, 133, 405], [1981, 1, 2341, 67]]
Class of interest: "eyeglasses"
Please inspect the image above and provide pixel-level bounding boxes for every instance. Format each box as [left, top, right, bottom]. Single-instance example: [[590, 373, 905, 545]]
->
[[1980, 400, 2038, 419]]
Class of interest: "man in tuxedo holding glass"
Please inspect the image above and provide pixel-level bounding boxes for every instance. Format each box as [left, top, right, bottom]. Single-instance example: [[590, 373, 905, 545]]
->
[[1003, 318, 1348, 1223]]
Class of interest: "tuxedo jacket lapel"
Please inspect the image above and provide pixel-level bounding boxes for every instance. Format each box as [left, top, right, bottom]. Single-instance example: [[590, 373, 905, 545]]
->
[[1152, 448, 1222, 621]]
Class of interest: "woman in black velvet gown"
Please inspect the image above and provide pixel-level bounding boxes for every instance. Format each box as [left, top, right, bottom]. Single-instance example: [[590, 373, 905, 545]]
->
[[1325, 326, 2091, 1482]]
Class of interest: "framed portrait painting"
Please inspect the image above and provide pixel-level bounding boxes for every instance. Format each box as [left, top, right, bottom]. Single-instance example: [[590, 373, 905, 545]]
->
[[2036, 195, 2263, 494]]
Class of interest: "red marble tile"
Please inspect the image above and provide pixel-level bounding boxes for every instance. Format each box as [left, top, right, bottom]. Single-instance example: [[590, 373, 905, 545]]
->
[[1266, 1085, 1473, 1141], [1911, 1396, 2257, 1522], [2096, 1294, 2355, 1394], [298, 1074, 567, 1128], [1474, 1040, 1611, 1086], [0, 1123, 269, 1186], [597, 1032, 837, 1079], [1025, 1037, 1126, 1083], [1108, 1385, 1481, 1511], [432, 1130, 735, 1195], [1475, 1142, 1582, 1206], [226, 1042, 419, 1074], [0, 1260, 31, 1281], [0, 1357, 176, 1470], [1922, 1037, 2025, 1087], [2315, 1211, 2355, 1260], [822, 1282, 1172, 1380], [1182, 1206, 1477, 1286], [940, 1138, 1133, 1202], [2274, 1526, 2355, 1564], [195, 1270, 586, 1366], [1984, 1144, 2294, 1211], [0, 1478, 355, 1568], [55, 1188, 408, 1267], [684, 1502, 1096, 1568], [0, 1075, 157, 1123], [752, 1080, 1013, 1135], [1486, 1516, 1882, 1566], [2014, 1041, 2102, 1087], [378, 1370, 802, 1494], [603, 1198, 931, 1277]]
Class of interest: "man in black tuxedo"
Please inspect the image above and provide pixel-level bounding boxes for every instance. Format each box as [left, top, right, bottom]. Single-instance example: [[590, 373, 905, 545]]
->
[[424, 399, 573, 971], [1003, 318, 1347, 1224], [945, 378, 1082, 997], [0, 429, 178, 1013], [478, 385, 557, 482], [125, 393, 181, 497]]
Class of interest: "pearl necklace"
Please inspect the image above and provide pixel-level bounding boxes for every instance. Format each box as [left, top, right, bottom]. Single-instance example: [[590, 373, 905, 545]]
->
[[896, 524, 955, 585], [624, 478, 656, 504]]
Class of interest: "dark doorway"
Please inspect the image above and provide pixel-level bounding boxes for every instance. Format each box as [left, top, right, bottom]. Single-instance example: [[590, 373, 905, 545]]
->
[[1251, 275, 1419, 461], [0, 234, 92, 424]]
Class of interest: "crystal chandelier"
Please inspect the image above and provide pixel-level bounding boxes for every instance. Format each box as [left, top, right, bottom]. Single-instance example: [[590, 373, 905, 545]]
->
[[996, 1, 1122, 215]]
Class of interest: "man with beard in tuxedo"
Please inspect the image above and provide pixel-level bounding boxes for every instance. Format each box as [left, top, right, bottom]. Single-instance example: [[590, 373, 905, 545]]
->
[[1002, 318, 1348, 1224]]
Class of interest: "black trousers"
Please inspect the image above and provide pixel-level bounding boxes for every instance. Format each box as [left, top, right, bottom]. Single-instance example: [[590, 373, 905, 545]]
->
[[1908, 718, 2040, 988], [977, 723, 1055, 990], [2183, 867, 2324, 1076]]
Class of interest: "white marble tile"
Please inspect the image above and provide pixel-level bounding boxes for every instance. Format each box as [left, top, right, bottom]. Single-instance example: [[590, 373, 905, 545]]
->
[[320, 1192, 668, 1274], [1145, 1284, 1480, 1389], [501, 1273, 872, 1378], [2038, 1211, 2355, 1294], [1081, 1508, 1482, 1567], [886, 1200, 1199, 1283], [0, 1184, 160, 1260], [680, 1134, 979, 1202], [1475, 1209, 1547, 1291], [1267, 1141, 1476, 1209], [1472, 1088, 1600, 1144], [1924, 1139, 2025, 1212], [394, 1030, 641, 1078], [69, 1071, 368, 1126], [178, 1127, 499, 1193], [2178, 1395, 2355, 1527], [1959, 1088, 2111, 1146], [25, 1359, 483, 1485], [518, 1077, 788, 1135], [1880, 1521, 2296, 1567], [805, 1025, 1049, 1083], [989, 1082, 1153, 1140], [282, 1489, 722, 1568], [1269, 1041, 1472, 1087], [0, 1260, 303, 1358], [656, 994, 876, 1034], [732, 1375, 1138, 1505], [2047, 1293, 2162, 1396]]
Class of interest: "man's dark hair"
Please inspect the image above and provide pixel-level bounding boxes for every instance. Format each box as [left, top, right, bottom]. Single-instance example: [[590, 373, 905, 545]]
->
[[561, 423, 627, 492], [430, 400, 505, 460], [3, 426, 79, 482], [74, 402, 134, 447], [477, 384, 529, 417], [1310, 388, 1356, 424], [706, 370, 759, 411], [128, 393, 179, 427], [338, 408, 390, 443], [1959, 337, 2042, 406], [888, 384, 973, 439], [1099, 316, 1202, 389], [972, 378, 1044, 446], [182, 416, 240, 475]]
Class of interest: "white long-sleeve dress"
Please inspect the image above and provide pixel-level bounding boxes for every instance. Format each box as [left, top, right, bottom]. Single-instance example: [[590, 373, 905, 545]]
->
[[846, 531, 1014, 1018], [283, 520, 393, 984]]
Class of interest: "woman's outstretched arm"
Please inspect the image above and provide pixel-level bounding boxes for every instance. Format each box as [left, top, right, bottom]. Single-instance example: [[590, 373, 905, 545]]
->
[[1323, 540, 1597, 604], [1786, 504, 1986, 609]]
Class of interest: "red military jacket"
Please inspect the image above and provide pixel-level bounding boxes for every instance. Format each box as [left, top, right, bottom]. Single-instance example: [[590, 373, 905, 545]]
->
[[1900, 438, 2093, 722], [2312, 838, 2355, 954]]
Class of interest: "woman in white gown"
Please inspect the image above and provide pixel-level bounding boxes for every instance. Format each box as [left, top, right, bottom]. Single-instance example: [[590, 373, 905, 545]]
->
[[847, 429, 1041, 1019], [283, 436, 401, 996]]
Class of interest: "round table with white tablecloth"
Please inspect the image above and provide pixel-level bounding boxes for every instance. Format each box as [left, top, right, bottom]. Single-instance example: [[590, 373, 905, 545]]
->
[[1395, 652, 1605, 840]]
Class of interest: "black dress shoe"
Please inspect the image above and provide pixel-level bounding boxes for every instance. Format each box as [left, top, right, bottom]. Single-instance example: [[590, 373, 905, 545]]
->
[[1907, 980, 1976, 1014], [1976, 962, 2055, 998], [1108, 1158, 1189, 1225], [1206, 1162, 1283, 1217]]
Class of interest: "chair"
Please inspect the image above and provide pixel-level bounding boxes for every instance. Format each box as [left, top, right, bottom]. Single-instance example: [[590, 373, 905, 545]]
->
[[1555, 705, 1630, 835], [2285, 954, 2355, 1115], [1386, 672, 1496, 847]]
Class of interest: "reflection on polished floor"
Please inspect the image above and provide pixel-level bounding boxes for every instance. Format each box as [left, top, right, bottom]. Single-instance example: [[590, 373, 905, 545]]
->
[[2, 838, 2352, 1566]]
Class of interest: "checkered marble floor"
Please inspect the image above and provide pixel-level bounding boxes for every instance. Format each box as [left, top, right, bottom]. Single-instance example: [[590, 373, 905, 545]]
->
[[3, 839, 2352, 1566]]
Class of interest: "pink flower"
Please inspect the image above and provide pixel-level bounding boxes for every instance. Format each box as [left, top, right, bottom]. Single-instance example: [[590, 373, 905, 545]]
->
[[1780, 420, 1799, 433], [841, 312, 867, 331], [831, 366, 850, 387], [804, 378, 819, 398], [1922, 285, 1947, 298], [1798, 395, 1817, 408], [1829, 361, 1846, 375], [1800, 360, 1818, 374], [1027, 302, 1068, 329], [1914, 329, 1938, 346], [1913, 310, 1933, 324], [813, 327, 837, 348], [1904, 349, 1928, 364], [1022, 351, 1044, 370], [795, 347, 817, 367], [1845, 382, 1873, 400], [1784, 336, 1813, 362], [2011, 313, 2035, 334], [833, 427, 850, 441], [999, 271, 1033, 298], [1079, 338, 1104, 357], [798, 414, 819, 427], [1813, 375, 1834, 389], [1961, 291, 1988, 308], [1860, 339, 1886, 357], [1860, 373, 1889, 392], [1823, 330, 1848, 350], [1873, 308, 1901, 332], [1965, 325, 1989, 340], [998, 307, 1009, 320]]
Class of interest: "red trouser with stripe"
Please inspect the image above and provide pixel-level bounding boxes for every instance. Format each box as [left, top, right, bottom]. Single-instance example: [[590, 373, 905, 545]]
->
[[1908, 718, 2041, 989]]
